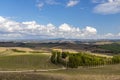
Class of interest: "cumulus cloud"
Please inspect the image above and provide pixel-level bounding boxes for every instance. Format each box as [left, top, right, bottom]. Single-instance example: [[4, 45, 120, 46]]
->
[[84, 26, 97, 34], [96, 33, 120, 39], [93, 0, 120, 14], [67, 0, 79, 7], [105, 33, 114, 37], [0, 16, 99, 39], [0, 16, 119, 39], [59, 23, 73, 31]]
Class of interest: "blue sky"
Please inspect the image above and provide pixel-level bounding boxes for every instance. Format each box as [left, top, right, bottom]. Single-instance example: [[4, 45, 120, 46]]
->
[[0, 0, 120, 39]]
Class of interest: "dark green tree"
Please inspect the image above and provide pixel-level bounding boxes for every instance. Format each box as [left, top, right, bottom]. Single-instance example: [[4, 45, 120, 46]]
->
[[51, 51, 57, 64], [112, 55, 120, 64], [68, 54, 79, 68]]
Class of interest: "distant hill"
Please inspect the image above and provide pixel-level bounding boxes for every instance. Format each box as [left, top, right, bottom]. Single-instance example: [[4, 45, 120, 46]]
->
[[0, 39, 120, 55]]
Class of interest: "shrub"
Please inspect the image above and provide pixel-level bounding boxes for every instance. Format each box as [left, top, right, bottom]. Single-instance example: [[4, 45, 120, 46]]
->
[[51, 51, 57, 64]]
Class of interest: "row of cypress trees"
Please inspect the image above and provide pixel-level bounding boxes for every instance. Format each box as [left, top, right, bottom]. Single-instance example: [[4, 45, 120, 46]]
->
[[51, 50, 120, 68]]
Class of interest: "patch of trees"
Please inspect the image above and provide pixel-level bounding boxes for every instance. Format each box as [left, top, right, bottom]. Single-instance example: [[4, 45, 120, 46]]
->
[[51, 51, 120, 68], [98, 43, 120, 54]]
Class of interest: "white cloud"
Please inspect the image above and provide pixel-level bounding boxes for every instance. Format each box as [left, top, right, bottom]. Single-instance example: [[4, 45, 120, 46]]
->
[[105, 33, 114, 37], [0, 16, 98, 39], [96, 33, 120, 39], [67, 0, 79, 7], [84, 26, 97, 34], [94, 0, 120, 14], [0, 16, 6, 23], [59, 23, 72, 31], [0, 16, 119, 39]]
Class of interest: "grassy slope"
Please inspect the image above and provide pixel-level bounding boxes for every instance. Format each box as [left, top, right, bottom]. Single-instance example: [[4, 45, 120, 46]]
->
[[39, 64, 120, 80], [52, 64, 120, 75], [0, 47, 59, 70], [0, 52, 60, 70]]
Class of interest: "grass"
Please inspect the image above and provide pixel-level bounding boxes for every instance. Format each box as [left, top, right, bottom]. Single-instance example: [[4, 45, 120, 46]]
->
[[0, 53, 60, 70], [0, 64, 120, 80], [51, 64, 120, 75], [34, 64, 120, 80]]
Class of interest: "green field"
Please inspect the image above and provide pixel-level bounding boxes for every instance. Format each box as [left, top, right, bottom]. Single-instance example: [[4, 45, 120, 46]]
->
[[0, 48, 61, 70], [98, 43, 120, 54]]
